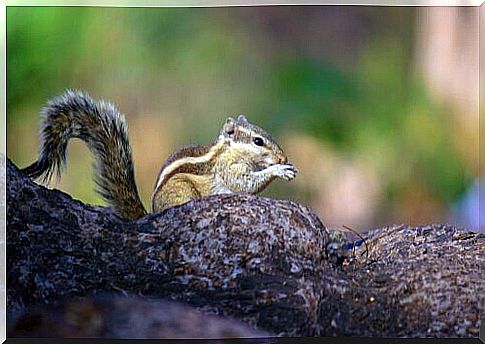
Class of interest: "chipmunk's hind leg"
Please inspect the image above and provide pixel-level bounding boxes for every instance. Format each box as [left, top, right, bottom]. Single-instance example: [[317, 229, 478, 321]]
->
[[152, 175, 201, 213]]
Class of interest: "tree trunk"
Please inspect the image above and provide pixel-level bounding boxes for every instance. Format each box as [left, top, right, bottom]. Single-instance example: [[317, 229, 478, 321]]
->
[[6, 156, 483, 337]]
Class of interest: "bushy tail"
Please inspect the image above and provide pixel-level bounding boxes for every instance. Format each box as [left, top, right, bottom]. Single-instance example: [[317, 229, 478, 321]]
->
[[22, 89, 147, 220]]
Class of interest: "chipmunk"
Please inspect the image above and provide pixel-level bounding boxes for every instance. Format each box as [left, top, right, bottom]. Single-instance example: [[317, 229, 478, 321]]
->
[[22, 89, 298, 220]]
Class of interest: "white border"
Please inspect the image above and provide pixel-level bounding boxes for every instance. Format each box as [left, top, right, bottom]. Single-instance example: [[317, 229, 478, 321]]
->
[[1, 2, 483, 343], [4, 0, 485, 7], [1, 1, 6, 342]]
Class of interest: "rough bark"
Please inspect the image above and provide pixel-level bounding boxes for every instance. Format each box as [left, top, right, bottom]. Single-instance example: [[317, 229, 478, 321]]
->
[[6, 156, 483, 337]]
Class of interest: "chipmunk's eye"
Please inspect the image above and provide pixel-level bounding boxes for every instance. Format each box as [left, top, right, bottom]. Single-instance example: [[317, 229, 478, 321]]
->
[[253, 137, 264, 146]]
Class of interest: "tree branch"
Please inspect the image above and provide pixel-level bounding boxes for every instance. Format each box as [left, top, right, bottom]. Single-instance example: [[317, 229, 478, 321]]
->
[[6, 156, 483, 337]]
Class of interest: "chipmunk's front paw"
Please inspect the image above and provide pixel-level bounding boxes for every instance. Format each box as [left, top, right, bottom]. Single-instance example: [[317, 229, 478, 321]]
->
[[274, 163, 298, 181]]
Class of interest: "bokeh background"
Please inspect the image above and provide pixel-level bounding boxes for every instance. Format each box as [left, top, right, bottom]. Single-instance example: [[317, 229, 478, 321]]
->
[[7, 6, 481, 231]]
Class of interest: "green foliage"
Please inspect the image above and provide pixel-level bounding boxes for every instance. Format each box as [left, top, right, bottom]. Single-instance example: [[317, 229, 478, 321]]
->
[[269, 58, 358, 146], [6, 7, 475, 222], [262, 38, 471, 204], [7, 8, 87, 112]]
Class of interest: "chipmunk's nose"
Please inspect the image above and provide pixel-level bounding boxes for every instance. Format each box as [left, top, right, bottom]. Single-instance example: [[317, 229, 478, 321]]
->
[[279, 156, 287, 164]]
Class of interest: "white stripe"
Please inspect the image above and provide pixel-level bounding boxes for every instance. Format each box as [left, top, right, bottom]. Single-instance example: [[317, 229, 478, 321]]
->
[[154, 140, 225, 191]]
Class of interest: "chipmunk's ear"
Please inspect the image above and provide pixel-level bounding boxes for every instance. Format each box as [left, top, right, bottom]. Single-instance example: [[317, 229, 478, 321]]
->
[[222, 117, 235, 136], [237, 114, 248, 124]]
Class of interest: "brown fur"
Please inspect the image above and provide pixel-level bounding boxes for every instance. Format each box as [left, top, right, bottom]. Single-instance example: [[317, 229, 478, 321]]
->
[[24, 91, 294, 219], [151, 115, 294, 213], [22, 89, 147, 220], [153, 143, 215, 190]]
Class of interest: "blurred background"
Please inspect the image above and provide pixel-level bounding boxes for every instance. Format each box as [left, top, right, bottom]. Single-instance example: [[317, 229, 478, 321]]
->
[[6, 6, 481, 231]]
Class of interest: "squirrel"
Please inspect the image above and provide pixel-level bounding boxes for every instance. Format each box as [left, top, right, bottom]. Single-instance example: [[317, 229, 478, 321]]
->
[[22, 89, 298, 220]]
